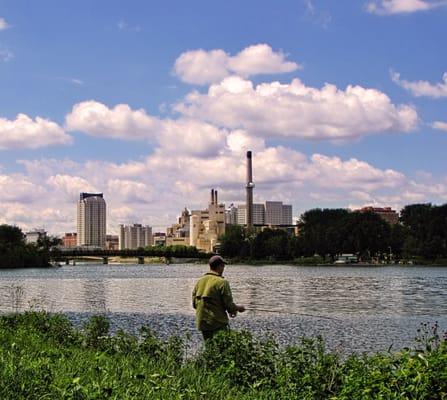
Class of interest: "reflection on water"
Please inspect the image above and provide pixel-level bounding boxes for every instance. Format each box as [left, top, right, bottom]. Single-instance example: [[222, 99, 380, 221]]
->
[[0, 264, 446, 353]]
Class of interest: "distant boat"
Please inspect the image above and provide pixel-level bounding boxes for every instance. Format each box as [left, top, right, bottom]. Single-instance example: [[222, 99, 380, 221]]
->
[[334, 254, 358, 264]]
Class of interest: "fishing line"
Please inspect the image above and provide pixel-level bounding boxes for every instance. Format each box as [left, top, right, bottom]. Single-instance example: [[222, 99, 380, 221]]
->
[[247, 307, 339, 321], [246, 307, 362, 334]]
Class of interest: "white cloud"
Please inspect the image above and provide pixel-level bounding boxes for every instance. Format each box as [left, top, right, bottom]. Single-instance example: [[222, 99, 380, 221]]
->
[[0, 113, 72, 150], [0, 175, 45, 203], [392, 71, 447, 98], [46, 175, 98, 200], [175, 76, 418, 140], [366, 0, 447, 15], [66, 100, 231, 157], [156, 119, 227, 157], [173, 44, 300, 85], [432, 121, 447, 131], [4, 142, 447, 234], [107, 179, 154, 204], [0, 17, 10, 30], [65, 101, 159, 140]]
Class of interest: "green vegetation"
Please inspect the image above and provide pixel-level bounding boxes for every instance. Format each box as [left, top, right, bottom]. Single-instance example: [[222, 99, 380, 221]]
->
[[220, 203, 447, 264], [0, 311, 446, 399], [0, 225, 59, 268]]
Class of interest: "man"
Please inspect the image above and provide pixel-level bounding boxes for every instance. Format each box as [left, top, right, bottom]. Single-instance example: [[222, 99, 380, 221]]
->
[[192, 255, 245, 340]]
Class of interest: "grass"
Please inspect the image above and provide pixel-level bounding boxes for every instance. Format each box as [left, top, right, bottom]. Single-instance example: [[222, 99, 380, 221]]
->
[[0, 312, 446, 399]]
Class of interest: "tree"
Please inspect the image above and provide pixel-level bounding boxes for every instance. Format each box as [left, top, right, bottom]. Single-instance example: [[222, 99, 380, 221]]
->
[[0, 225, 25, 249], [219, 225, 248, 258]]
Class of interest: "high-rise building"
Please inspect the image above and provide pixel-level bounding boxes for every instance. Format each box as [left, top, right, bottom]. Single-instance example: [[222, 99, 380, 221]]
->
[[119, 224, 152, 249], [281, 204, 293, 225], [265, 201, 293, 225], [225, 204, 238, 225], [77, 193, 106, 248], [237, 203, 265, 225]]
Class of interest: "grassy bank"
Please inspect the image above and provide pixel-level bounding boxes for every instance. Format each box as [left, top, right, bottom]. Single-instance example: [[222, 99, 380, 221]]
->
[[1, 312, 446, 399]]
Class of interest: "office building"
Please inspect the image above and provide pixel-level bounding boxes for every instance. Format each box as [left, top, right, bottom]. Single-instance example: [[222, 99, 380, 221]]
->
[[119, 224, 152, 250], [77, 193, 106, 248], [237, 203, 265, 225], [265, 201, 293, 225]]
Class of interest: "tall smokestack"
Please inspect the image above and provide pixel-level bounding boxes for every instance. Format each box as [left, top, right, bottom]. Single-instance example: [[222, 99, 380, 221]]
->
[[211, 189, 215, 204], [246, 151, 254, 231], [214, 190, 218, 205]]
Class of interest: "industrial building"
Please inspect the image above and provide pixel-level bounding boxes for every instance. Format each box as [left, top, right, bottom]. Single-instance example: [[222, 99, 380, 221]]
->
[[189, 189, 226, 252]]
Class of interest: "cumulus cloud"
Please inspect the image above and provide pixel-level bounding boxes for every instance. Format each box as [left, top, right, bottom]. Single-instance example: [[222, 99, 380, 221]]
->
[[432, 121, 447, 131], [0, 175, 45, 203], [173, 44, 300, 85], [65, 101, 159, 140], [366, 0, 447, 15], [46, 175, 98, 200], [107, 179, 154, 204], [175, 76, 418, 140], [0, 17, 10, 30], [65, 100, 232, 157], [4, 141, 447, 234], [392, 71, 447, 98], [0, 114, 72, 150]]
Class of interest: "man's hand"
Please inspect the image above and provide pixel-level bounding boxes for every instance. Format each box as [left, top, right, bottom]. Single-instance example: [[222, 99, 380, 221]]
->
[[229, 305, 245, 318]]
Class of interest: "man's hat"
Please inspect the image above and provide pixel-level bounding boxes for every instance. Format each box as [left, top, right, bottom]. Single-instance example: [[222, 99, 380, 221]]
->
[[209, 255, 226, 269]]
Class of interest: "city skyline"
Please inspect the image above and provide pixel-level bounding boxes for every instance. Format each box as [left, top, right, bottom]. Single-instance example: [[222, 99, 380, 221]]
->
[[1, 1, 446, 235]]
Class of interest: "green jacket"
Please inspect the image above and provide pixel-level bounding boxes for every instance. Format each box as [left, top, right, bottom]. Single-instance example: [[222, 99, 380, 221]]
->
[[192, 271, 238, 331]]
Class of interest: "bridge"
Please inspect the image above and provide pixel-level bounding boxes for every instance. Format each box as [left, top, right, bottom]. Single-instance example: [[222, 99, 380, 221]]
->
[[50, 247, 211, 265]]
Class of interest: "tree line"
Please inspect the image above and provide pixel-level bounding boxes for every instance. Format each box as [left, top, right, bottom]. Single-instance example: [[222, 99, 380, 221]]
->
[[0, 225, 59, 268], [219, 203, 447, 262]]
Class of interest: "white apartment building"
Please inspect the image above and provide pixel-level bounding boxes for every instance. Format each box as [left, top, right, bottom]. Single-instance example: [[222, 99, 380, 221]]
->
[[237, 203, 265, 225], [119, 224, 152, 250], [77, 193, 106, 248], [25, 229, 47, 244]]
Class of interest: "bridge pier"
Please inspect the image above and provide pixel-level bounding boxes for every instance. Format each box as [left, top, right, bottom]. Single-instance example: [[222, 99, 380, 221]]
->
[[138, 256, 144, 264], [102, 257, 108, 265], [72, 260, 76, 266], [65, 259, 69, 265]]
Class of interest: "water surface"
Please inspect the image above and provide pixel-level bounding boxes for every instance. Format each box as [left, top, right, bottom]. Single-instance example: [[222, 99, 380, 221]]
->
[[1, 264, 446, 353]]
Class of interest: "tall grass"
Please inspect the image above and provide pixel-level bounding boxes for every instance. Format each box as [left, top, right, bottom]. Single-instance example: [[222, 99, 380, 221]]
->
[[0, 311, 445, 399]]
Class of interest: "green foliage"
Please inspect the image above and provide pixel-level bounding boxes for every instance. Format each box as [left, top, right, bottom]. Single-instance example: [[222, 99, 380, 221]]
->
[[400, 203, 447, 259], [199, 330, 279, 388], [0, 312, 446, 399], [0, 224, 51, 268], [220, 203, 447, 262]]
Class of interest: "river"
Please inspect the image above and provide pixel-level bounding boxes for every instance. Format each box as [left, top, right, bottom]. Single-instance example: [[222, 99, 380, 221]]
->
[[1, 263, 446, 354]]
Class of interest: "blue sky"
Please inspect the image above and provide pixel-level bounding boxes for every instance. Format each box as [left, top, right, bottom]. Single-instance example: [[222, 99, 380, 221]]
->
[[0, 0, 446, 233]]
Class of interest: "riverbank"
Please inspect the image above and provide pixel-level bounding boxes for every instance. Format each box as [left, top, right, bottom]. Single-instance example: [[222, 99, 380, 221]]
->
[[1, 311, 446, 399]]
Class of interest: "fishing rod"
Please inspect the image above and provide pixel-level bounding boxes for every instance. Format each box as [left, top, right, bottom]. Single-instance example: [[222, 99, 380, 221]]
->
[[245, 307, 362, 334], [246, 307, 341, 322]]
